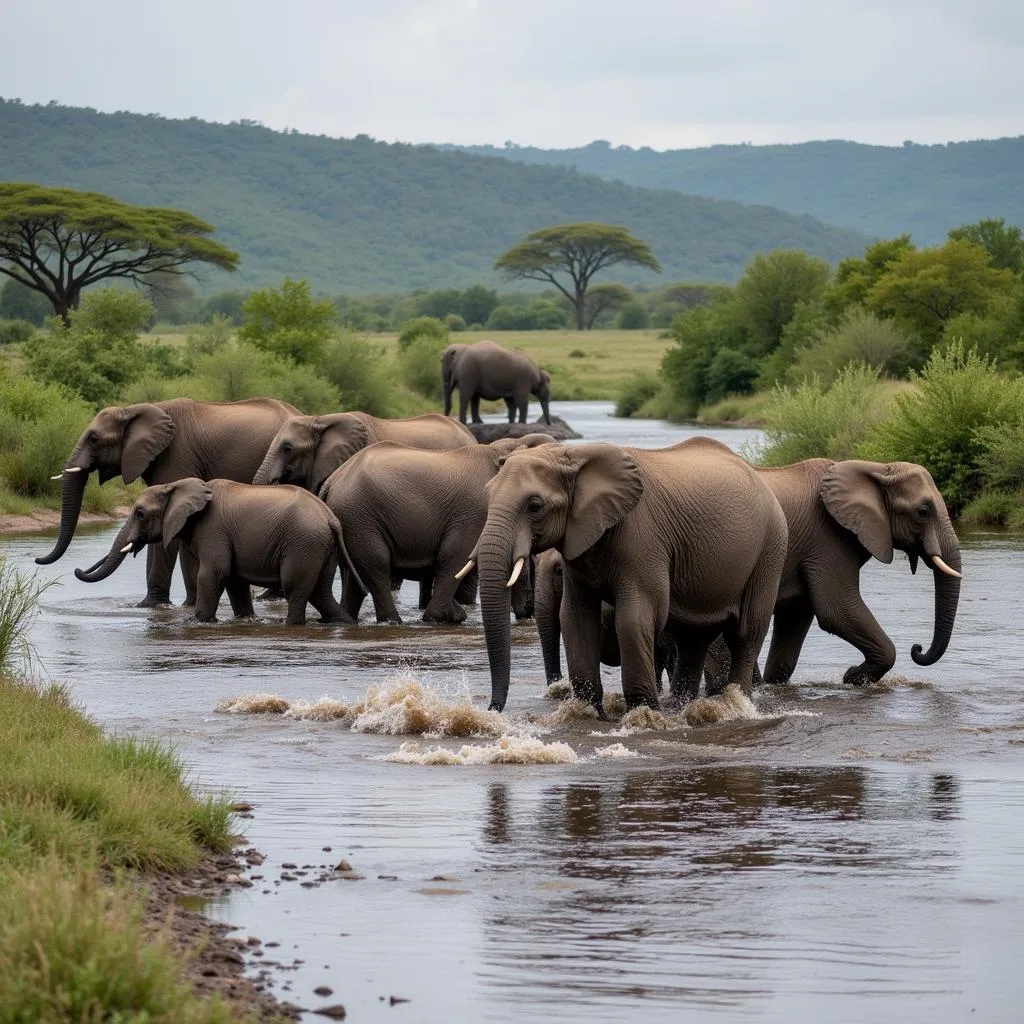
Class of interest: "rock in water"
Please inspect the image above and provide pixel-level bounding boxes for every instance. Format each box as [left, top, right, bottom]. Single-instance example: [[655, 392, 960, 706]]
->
[[468, 415, 582, 443]]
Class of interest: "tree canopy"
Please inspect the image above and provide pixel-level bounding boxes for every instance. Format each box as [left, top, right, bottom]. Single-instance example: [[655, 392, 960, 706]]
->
[[0, 182, 238, 320], [495, 223, 661, 329]]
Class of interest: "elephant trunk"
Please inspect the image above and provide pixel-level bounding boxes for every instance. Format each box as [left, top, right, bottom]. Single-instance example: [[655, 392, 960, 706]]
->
[[35, 456, 89, 565], [252, 449, 279, 486], [74, 520, 135, 583], [477, 513, 528, 712], [534, 563, 563, 683], [911, 523, 962, 667]]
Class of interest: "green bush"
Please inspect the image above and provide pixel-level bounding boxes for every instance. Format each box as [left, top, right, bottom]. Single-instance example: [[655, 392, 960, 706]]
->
[[617, 301, 649, 329], [959, 490, 1024, 526], [975, 419, 1024, 492], [0, 278, 52, 326], [238, 278, 336, 364], [398, 333, 447, 402], [397, 316, 448, 350], [753, 362, 894, 466], [615, 370, 663, 418], [444, 313, 467, 332], [861, 341, 1024, 513], [316, 334, 402, 415], [182, 314, 233, 362], [0, 319, 35, 345]]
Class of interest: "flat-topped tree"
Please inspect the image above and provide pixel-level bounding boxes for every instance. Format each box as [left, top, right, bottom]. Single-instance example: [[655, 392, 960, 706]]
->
[[495, 223, 660, 330], [0, 183, 238, 323]]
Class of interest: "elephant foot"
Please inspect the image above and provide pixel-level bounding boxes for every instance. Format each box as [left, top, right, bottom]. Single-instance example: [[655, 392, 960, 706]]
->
[[843, 665, 881, 687], [546, 673, 563, 684], [513, 613, 534, 624], [592, 702, 609, 721], [623, 693, 661, 713], [137, 594, 172, 608], [320, 611, 355, 625], [182, 595, 197, 608], [423, 602, 467, 624]]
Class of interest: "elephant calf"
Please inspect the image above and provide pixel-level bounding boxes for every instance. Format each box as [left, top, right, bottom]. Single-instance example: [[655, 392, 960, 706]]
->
[[75, 479, 357, 626], [318, 435, 554, 624]]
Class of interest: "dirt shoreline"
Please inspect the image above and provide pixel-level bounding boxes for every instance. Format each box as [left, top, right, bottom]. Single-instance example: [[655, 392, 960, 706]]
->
[[0, 506, 129, 536], [143, 842, 303, 1022]]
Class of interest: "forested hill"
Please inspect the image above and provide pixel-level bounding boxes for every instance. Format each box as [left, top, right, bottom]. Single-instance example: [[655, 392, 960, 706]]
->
[[449, 138, 1024, 244], [0, 100, 868, 292]]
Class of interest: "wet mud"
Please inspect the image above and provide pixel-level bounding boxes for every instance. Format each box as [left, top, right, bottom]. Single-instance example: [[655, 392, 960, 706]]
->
[[4, 402, 1024, 1022]]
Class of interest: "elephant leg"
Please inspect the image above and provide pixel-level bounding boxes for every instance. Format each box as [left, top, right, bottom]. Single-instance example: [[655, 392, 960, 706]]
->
[[454, 571, 478, 606], [471, 395, 483, 424], [390, 575, 403, 593], [357, 540, 402, 623], [535, 575, 563, 684], [669, 625, 720, 702], [614, 595, 662, 711], [762, 597, 815, 686], [459, 391, 470, 425], [138, 540, 177, 607], [193, 564, 226, 622], [423, 539, 468, 623], [309, 559, 352, 624], [225, 577, 255, 620], [510, 555, 534, 621], [279, 554, 314, 626], [516, 399, 529, 424], [560, 577, 605, 715], [808, 573, 896, 686], [598, 604, 620, 666], [256, 586, 286, 601], [179, 543, 199, 607], [342, 565, 368, 621], [504, 398, 516, 424], [654, 631, 676, 693], [417, 577, 433, 610], [703, 634, 731, 696]]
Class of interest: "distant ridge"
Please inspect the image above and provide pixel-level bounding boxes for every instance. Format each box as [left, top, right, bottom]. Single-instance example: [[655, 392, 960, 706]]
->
[[0, 100, 868, 293], [446, 137, 1024, 244]]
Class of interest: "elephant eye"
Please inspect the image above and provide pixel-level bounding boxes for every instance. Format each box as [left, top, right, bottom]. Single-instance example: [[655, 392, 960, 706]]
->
[[918, 503, 931, 518], [281, 442, 294, 454], [527, 496, 544, 514], [86, 430, 98, 444], [133, 507, 145, 520]]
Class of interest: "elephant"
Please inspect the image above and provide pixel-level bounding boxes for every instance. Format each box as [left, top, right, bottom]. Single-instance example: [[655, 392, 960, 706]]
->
[[253, 411, 477, 495], [534, 549, 676, 688], [37, 398, 300, 607], [468, 437, 788, 714], [318, 434, 556, 624], [74, 478, 357, 626], [701, 458, 962, 692], [442, 340, 552, 425]]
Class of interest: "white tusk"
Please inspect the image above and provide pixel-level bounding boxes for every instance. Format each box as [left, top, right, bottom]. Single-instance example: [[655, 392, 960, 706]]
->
[[51, 473, 64, 480], [64, 466, 82, 473], [931, 555, 961, 578], [454, 559, 476, 581], [120, 543, 133, 554], [506, 557, 525, 589]]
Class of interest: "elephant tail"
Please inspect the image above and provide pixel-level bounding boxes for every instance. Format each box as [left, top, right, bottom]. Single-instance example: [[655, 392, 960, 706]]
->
[[328, 511, 367, 594]]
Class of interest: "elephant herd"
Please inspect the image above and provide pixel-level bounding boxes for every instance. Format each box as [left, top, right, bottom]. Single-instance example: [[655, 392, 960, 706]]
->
[[37, 387, 962, 716]]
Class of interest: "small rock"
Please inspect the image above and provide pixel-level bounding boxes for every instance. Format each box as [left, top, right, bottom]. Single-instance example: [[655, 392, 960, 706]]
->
[[390, 996, 410, 1005], [300, 881, 317, 888], [334, 859, 353, 872], [266, 941, 280, 948], [281, 873, 297, 881], [314, 985, 334, 997], [377, 874, 398, 881], [282, 862, 298, 869], [313, 1005, 347, 1020], [322, 846, 332, 852], [231, 802, 254, 812]]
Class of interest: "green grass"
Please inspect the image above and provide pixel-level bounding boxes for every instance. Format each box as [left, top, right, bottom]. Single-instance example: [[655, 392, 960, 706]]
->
[[0, 555, 243, 1022]]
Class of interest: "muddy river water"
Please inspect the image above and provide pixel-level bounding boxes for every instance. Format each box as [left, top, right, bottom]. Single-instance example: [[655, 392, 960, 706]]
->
[[3, 401, 1023, 1022]]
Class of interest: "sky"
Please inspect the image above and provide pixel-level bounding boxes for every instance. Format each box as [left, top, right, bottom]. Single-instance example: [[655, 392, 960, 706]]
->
[[1, 0, 1022, 150]]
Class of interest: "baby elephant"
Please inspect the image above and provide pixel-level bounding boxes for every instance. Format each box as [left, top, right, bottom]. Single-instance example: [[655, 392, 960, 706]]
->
[[75, 478, 356, 625]]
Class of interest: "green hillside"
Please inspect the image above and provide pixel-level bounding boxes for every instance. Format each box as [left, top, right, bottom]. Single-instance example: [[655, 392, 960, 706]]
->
[[450, 138, 1024, 244], [0, 100, 868, 293]]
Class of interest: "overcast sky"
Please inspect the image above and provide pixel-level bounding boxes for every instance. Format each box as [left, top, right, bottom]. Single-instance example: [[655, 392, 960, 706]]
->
[[1, 0, 1021, 149]]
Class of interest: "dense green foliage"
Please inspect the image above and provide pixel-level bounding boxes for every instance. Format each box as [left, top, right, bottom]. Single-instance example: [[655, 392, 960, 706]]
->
[[238, 277, 336, 363], [451, 137, 1024, 244], [0, 182, 238, 319], [0, 100, 868, 291]]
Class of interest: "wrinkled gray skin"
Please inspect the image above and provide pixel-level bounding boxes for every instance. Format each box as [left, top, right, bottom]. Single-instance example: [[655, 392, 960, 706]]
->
[[702, 459, 962, 692], [253, 411, 477, 495], [473, 437, 788, 714], [534, 549, 675, 688], [318, 434, 555, 624], [74, 479, 356, 625], [37, 398, 299, 607], [442, 340, 552, 425]]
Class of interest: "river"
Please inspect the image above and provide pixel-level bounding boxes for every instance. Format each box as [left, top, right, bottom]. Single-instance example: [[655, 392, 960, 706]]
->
[[2, 400, 1022, 1022]]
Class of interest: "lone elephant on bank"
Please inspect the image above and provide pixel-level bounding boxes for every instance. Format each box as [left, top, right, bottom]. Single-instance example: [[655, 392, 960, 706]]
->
[[36, 397, 299, 607], [442, 340, 552, 425]]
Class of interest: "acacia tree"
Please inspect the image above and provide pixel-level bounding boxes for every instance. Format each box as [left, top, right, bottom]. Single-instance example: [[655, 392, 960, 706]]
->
[[495, 223, 660, 330], [0, 183, 239, 322]]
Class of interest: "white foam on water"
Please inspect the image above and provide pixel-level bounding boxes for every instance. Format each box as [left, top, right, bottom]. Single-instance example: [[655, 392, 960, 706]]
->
[[545, 681, 571, 699], [216, 693, 290, 714], [592, 742, 641, 759], [683, 684, 760, 726], [283, 697, 351, 721], [382, 735, 579, 766]]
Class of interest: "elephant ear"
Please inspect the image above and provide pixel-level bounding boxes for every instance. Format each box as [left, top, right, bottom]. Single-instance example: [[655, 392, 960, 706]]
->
[[162, 479, 214, 547], [121, 404, 175, 483], [313, 415, 371, 491], [820, 460, 894, 563], [562, 444, 644, 561]]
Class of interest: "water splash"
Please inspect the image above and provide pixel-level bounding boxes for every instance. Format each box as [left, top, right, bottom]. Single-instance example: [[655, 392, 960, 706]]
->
[[349, 676, 506, 737], [592, 743, 640, 759], [545, 681, 571, 699], [216, 693, 289, 714], [619, 706, 676, 731], [383, 736, 578, 765], [683, 684, 760, 726], [284, 697, 351, 721]]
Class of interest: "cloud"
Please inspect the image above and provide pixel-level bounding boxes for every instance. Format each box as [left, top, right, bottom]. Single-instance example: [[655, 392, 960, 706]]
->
[[0, 0, 1021, 147]]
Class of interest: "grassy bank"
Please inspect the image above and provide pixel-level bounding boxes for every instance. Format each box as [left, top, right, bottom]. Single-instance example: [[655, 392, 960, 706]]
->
[[0, 555, 263, 1022]]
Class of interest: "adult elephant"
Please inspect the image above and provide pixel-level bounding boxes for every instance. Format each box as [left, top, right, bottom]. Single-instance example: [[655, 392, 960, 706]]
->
[[534, 549, 676, 688], [442, 340, 552, 425], [74, 479, 356, 626], [467, 437, 788, 714], [37, 397, 299, 606], [253, 411, 476, 494], [318, 434, 554, 623], [703, 458, 962, 691]]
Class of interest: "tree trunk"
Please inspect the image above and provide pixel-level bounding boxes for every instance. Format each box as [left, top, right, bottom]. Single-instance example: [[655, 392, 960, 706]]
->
[[574, 287, 586, 331]]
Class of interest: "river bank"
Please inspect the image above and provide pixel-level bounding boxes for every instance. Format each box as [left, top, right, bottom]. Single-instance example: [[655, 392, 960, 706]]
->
[[0, 505, 129, 536]]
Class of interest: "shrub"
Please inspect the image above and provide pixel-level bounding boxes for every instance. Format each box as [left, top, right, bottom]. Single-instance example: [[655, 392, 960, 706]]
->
[[238, 278, 336, 364], [397, 316, 448, 351], [398, 333, 447, 402], [183, 314, 233, 362], [959, 490, 1024, 526], [0, 319, 35, 345], [860, 341, 1024, 513], [0, 278, 52, 326], [615, 370, 663, 418], [617, 301, 649, 329], [0, 556, 52, 675], [975, 419, 1024, 492], [316, 334, 401, 415], [568, 348, 587, 358], [752, 362, 894, 466], [444, 313, 467, 332]]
